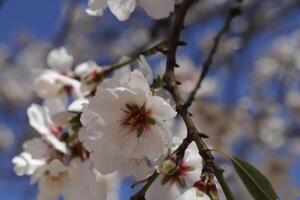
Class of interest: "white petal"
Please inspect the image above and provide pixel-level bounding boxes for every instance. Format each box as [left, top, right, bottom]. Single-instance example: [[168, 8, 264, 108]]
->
[[34, 71, 63, 99], [43, 95, 68, 116], [146, 96, 177, 120], [120, 69, 151, 96], [116, 133, 138, 157], [176, 187, 210, 200], [86, 0, 107, 16], [138, 55, 153, 84], [51, 111, 77, 126], [27, 104, 52, 135], [44, 133, 68, 154], [47, 159, 67, 177], [68, 98, 89, 112], [23, 138, 49, 159], [108, 0, 136, 21], [137, 130, 164, 159], [146, 175, 181, 200], [139, 0, 175, 19], [74, 60, 99, 77]]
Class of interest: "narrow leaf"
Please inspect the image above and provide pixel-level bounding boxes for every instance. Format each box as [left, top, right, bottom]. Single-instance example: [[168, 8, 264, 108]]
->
[[230, 156, 279, 200]]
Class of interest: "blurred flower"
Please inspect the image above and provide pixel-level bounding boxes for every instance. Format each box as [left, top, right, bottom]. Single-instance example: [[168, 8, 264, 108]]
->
[[47, 47, 74, 72], [12, 152, 45, 176], [86, 0, 175, 20]]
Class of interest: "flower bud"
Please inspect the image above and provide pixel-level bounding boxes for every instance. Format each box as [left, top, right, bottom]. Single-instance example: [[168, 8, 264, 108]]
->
[[160, 155, 178, 175], [193, 180, 207, 193], [207, 180, 219, 200]]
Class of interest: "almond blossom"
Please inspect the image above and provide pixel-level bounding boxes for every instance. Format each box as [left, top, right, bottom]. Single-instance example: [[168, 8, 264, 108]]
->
[[80, 69, 177, 165], [31, 159, 112, 200], [35, 47, 82, 99], [86, 0, 175, 21], [146, 143, 203, 200]]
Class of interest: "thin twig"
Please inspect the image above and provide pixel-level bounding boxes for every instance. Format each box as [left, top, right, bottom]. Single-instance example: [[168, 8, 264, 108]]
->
[[130, 172, 159, 200], [184, 0, 243, 108], [102, 41, 168, 76]]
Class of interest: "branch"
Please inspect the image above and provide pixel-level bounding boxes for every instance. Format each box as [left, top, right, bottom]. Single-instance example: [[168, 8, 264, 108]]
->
[[163, 0, 237, 199], [184, 0, 243, 108], [102, 41, 168, 76]]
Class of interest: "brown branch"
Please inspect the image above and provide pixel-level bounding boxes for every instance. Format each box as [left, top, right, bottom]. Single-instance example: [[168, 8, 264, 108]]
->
[[184, 1, 243, 108]]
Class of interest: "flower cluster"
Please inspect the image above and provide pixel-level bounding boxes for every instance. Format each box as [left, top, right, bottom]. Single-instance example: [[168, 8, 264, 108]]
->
[[12, 45, 216, 199]]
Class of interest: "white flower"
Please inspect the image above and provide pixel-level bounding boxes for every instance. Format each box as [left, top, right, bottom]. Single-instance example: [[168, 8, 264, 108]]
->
[[47, 47, 74, 72], [12, 152, 45, 176], [146, 145, 203, 200], [34, 70, 82, 99], [86, 0, 175, 20], [27, 104, 68, 154], [176, 187, 210, 200], [62, 159, 108, 200], [75, 61, 103, 94], [80, 70, 176, 161], [32, 159, 70, 200], [32, 159, 110, 200]]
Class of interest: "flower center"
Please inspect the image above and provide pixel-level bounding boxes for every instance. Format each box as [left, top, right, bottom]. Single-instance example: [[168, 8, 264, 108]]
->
[[119, 103, 156, 137]]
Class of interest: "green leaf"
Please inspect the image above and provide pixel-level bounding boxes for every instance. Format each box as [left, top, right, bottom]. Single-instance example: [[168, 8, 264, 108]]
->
[[229, 156, 279, 200]]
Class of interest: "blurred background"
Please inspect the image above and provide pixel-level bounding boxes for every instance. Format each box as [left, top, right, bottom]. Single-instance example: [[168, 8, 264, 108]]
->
[[1, 0, 300, 199]]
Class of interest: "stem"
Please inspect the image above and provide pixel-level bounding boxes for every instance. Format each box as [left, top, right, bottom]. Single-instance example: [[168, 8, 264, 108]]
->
[[130, 172, 159, 200]]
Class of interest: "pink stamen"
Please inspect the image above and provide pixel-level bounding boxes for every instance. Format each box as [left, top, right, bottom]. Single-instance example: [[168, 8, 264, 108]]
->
[[119, 103, 155, 136]]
